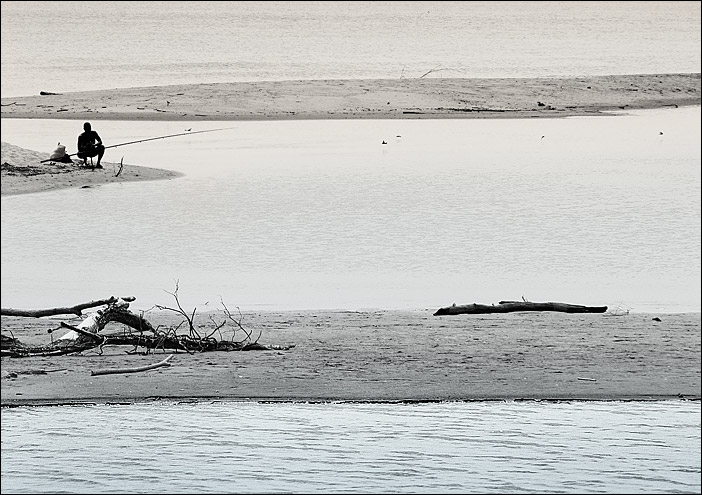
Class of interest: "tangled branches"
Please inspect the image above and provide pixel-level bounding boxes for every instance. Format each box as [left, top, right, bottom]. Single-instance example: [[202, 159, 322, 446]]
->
[[1, 285, 294, 358]]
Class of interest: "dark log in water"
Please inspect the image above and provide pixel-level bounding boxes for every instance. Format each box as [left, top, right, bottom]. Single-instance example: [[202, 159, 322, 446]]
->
[[433, 301, 608, 316]]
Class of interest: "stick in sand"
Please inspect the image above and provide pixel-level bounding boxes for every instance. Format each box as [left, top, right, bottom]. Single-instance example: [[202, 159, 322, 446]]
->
[[91, 354, 174, 376]]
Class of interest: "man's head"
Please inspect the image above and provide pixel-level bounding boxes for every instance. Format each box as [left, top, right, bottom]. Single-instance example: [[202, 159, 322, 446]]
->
[[83, 122, 91, 131]]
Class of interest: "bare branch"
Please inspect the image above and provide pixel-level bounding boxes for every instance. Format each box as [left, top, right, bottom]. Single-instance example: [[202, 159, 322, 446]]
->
[[219, 298, 254, 344], [206, 315, 227, 339], [159, 280, 200, 339], [2, 286, 291, 357], [419, 66, 448, 78], [91, 354, 173, 376], [59, 322, 105, 342], [2, 296, 136, 317]]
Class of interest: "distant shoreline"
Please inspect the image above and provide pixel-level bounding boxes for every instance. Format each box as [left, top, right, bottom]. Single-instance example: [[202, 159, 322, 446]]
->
[[2, 74, 699, 122]]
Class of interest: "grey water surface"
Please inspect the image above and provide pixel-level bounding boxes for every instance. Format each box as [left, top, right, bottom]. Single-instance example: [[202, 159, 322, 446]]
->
[[1, 400, 700, 494], [1, 107, 700, 313]]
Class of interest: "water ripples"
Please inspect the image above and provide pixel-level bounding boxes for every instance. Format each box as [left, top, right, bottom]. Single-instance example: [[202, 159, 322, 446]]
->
[[1, 400, 699, 493]]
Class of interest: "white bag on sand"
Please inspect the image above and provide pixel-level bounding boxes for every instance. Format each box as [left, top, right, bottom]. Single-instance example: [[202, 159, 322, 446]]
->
[[49, 143, 67, 160]]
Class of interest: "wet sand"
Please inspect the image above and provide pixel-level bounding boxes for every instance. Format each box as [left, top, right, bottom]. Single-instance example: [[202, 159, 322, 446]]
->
[[1, 309, 700, 406]]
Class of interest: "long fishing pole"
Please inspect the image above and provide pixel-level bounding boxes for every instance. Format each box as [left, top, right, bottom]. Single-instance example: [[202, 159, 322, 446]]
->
[[40, 126, 235, 163]]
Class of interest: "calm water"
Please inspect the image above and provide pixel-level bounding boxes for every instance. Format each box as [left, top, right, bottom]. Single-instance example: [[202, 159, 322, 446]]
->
[[1, 400, 700, 494], [1, 1, 700, 98], [1, 107, 700, 313]]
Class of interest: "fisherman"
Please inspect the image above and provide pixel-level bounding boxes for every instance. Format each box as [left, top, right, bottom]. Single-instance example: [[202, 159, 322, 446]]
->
[[77, 122, 105, 168]]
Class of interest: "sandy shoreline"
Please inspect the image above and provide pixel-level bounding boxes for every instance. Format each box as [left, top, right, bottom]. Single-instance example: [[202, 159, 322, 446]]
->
[[1, 309, 700, 407]]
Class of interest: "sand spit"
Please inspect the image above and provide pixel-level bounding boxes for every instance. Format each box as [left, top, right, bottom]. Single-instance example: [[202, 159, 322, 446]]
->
[[1, 141, 182, 196], [2, 74, 699, 122]]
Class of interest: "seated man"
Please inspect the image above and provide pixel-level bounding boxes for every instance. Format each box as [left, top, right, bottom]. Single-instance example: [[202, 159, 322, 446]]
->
[[77, 122, 105, 168]]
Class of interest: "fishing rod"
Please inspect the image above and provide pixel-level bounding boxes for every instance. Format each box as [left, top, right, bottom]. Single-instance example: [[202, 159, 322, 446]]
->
[[40, 126, 235, 163]]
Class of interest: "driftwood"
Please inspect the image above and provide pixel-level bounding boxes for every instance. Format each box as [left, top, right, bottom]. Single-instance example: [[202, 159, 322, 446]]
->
[[434, 300, 608, 316], [91, 354, 173, 376], [1, 293, 294, 358], [1, 296, 136, 317]]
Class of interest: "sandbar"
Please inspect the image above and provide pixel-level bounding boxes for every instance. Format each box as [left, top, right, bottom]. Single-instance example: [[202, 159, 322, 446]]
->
[[2, 73, 699, 122], [1, 309, 700, 407]]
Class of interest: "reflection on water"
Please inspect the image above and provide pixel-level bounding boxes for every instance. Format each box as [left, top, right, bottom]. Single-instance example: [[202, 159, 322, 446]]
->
[[1, 108, 700, 313], [1, 400, 700, 494]]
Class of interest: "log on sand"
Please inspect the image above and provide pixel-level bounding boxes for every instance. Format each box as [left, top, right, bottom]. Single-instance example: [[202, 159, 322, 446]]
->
[[434, 301, 608, 316]]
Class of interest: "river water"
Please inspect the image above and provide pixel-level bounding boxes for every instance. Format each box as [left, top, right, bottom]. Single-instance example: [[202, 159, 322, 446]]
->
[[1, 106, 700, 314], [1, 400, 700, 493]]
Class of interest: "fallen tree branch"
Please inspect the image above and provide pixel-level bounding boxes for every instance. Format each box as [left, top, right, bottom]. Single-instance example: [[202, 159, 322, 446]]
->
[[0, 338, 97, 358], [155, 281, 201, 339], [1, 296, 136, 317], [2, 292, 295, 358], [434, 301, 608, 316], [59, 322, 105, 341], [1, 285, 299, 359], [91, 354, 174, 376]]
